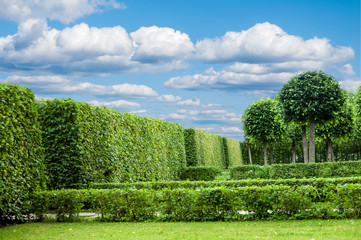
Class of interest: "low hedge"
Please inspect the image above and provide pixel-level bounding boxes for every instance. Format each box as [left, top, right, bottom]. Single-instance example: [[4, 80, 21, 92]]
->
[[230, 160, 361, 180], [180, 166, 222, 181], [90, 177, 361, 191], [32, 184, 361, 221]]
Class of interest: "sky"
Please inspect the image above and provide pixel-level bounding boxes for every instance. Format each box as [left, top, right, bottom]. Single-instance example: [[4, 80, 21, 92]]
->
[[0, 0, 360, 141]]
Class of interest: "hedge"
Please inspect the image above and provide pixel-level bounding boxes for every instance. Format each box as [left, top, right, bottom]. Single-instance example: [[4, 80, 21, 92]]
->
[[230, 160, 361, 180], [223, 137, 243, 168], [0, 83, 46, 224], [38, 99, 186, 189], [180, 166, 222, 181], [90, 177, 361, 191], [185, 128, 239, 168], [32, 184, 361, 221]]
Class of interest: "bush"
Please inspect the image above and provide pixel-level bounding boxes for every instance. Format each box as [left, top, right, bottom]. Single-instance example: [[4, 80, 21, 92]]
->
[[38, 99, 186, 189], [230, 160, 361, 180], [0, 83, 46, 224], [180, 166, 222, 181]]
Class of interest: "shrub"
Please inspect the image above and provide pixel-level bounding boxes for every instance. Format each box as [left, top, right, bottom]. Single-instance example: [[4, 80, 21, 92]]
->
[[38, 99, 186, 189], [180, 166, 222, 181], [0, 83, 46, 224]]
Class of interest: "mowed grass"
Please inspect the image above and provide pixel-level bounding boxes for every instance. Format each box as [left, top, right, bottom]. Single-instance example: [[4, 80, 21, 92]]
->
[[1, 219, 360, 240]]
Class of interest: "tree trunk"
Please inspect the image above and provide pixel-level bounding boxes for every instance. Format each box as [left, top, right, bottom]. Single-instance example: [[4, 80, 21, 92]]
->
[[302, 125, 308, 163], [269, 145, 274, 165], [326, 139, 332, 162], [309, 118, 316, 163], [330, 141, 335, 162], [247, 143, 253, 165], [292, 139, 296, 163], [263, 141, 268, 166]]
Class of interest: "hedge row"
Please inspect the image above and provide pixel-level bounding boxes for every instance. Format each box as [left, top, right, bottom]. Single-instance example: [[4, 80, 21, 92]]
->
[[38, 99, 187, 189], [230, 160, 361, 180], [184, 128, 242, 168], [91, 176, 361, 191], [32, 184, 361, 222], [180, 166, 222, 181], [0, 83, 46, 224]]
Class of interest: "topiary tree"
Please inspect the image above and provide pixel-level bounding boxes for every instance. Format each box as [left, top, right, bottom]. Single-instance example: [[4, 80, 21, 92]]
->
[[242, 98, 284, 166], [316, 97, 354, 161], [279, 71, 345, 163]]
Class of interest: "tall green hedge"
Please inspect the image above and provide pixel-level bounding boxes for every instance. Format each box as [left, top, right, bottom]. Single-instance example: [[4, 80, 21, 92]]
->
[[0, 83, 46, 224], [38, 99, 186, 189], [223, 137, 243, 168], [184, 128, 228, 168]]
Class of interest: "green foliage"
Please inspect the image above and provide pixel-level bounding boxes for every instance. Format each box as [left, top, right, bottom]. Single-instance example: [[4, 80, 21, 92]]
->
[[180, 166, 222, 181], [32, 185, 320, 221], [242, 97, 284, 143], [91, 177, 361, 191], [223, 137, 242, 168], [356, 85, 361, 117], [184, 128, 227, 168], [230, 160, 361, 180], [0, 83, 46, 224], [38, 98, 186, 189], [279, 71, 345, 123]]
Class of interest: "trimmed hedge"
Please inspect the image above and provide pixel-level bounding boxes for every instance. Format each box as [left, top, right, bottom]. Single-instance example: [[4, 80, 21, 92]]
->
[[0, 83, 46, 224], [180, 166, 222, 181], [38, 99, 186, 189], [223, 137, 243, 168], [230, 160, 361, 180], [32, 184, 361, 221], [185, 128, 238, 168], [91, 176, 361, 191]]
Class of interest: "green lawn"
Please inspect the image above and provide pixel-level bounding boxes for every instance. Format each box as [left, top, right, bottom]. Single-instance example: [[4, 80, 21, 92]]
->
[[1, 219, 360, 240]]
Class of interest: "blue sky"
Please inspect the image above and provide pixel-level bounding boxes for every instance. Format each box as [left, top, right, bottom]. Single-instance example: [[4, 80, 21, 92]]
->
[[0, 0, 360, 140]]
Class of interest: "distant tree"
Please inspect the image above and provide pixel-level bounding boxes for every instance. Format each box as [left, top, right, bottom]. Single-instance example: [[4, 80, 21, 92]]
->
[[242, 98, 284, 166], [279, 71, 345, 163], [356, 85, 361, 117]]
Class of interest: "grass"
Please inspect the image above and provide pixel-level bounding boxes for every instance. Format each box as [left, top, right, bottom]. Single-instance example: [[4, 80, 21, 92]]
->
[[1, 219, 360, 240]]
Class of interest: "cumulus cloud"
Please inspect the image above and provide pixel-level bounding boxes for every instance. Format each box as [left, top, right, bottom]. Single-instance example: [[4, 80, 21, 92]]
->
[[195, 22, 354, 64], [0, 0, 125, 24], [339, 78, 361, 92], [177, 97, 201, 106], [2, 75, 158, 98], [0, 22, 192, 75], [130, 26, 194, 62]]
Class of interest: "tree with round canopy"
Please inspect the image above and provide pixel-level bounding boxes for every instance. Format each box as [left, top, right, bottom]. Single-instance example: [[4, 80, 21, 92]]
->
[[242, 97, 284, 166], [278, 71, 345, 163]]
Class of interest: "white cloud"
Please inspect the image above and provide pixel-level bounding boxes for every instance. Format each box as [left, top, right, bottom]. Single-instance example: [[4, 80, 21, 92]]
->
[[0, 22, 191, 75], [221, 127, 243, 133], [195, 22, 354, 64], [168, 113, 187, 120], [339, 78, 361, 92], [177, 97, 201, 106], [155, 94, 182, 102], [130, 26, 194, 62], [2, 75, 158, 98], [88, 99, 140, 109], [0, 0, 125, 24], [339, 64, 356, 76]]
